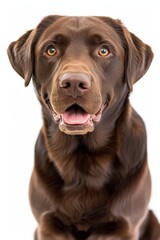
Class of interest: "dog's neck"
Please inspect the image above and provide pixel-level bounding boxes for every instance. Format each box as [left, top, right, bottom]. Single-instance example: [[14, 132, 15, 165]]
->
[[40, 94, 130, 189]]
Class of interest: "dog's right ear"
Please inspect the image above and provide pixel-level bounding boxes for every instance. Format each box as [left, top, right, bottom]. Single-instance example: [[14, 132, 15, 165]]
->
[[7, 29, 36, 87]]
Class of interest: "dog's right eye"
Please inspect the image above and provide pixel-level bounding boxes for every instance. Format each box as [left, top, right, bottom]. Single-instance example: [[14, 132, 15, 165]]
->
[[98, 45, 110, 57], [46, 45, 57, 56]]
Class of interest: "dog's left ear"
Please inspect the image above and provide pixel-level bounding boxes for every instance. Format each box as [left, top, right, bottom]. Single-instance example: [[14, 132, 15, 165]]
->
[[122, 27, 153, 91], [7, 29, 36, 87]]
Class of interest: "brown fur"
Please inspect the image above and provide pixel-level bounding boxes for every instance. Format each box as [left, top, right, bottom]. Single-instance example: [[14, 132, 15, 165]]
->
[[7, 15, 160, 239]]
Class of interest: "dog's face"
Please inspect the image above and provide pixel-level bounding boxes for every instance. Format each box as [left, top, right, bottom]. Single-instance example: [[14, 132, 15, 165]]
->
[[8, 16, 153, 135]]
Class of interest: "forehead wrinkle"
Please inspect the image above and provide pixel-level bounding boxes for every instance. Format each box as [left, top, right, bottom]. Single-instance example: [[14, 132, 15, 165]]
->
[[37, 17, 84, 39]]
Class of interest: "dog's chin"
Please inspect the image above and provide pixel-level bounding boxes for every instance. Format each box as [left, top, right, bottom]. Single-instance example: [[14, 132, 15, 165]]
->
[[52, 103, 107, 135], [59, 119, 94, 135]]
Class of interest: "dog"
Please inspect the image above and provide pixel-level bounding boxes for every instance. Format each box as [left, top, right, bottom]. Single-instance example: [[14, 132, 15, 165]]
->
[[7, 15, 160, 240]]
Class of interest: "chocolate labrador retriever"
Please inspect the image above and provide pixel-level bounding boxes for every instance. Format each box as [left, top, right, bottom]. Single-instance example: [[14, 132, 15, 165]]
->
[[7, 15, 160, 239]]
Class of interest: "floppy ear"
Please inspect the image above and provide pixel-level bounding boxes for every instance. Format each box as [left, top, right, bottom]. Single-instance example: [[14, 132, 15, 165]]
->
[[99, 17, 153, 92], [7, 29, 35, 86], [123, 28, 153, 91]]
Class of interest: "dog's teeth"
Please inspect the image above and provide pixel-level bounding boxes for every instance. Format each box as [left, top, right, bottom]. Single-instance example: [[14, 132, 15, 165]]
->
[[53, 113, 60, 121], [60, 115, 65, 125], [56, 115, 60, 121]]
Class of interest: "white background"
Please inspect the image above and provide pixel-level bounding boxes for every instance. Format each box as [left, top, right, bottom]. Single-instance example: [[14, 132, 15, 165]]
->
[[1, 0, 160, 239]]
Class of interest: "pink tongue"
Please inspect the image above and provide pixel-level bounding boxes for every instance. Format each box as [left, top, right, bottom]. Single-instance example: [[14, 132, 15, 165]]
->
[[62, 111, 90, 125]]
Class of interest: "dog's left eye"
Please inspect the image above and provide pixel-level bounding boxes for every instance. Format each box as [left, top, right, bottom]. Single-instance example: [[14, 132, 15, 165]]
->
[[98, 46, 110, 57], [46, 45, 57, 56]]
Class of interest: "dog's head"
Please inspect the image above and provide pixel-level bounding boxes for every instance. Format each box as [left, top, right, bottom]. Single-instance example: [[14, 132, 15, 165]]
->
[[7, 15, 153, 135]]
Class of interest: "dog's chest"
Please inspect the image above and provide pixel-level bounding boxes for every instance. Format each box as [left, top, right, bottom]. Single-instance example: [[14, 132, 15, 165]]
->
[[56, 184, 109, 229]]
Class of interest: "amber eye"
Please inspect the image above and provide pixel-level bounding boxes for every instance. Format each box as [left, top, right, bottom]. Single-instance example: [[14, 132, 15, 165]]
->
[[98, 46, 109, 57], [46, 45, 57, 56]]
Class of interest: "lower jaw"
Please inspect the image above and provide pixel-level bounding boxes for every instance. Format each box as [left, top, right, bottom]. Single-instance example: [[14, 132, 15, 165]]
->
[[59, 121, 95, 135]]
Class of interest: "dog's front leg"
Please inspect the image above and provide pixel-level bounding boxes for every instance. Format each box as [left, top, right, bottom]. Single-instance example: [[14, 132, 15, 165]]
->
[[35, 212, 75, 240]]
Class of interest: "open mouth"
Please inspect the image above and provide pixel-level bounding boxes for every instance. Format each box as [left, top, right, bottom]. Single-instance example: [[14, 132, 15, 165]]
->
[[51, 103, 108, 135], [61, 104, 102, 125]]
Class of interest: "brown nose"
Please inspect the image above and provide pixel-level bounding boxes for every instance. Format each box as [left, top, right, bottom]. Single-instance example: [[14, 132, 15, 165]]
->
[[59, 73, 91, 98]]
